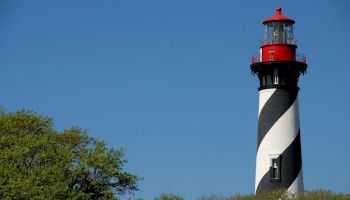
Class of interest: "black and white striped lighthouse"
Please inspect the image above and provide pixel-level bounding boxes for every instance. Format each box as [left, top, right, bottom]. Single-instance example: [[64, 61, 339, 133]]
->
[[250, 7, 307, 194]]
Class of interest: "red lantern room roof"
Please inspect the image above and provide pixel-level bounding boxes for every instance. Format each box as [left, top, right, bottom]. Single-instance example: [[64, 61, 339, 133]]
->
[[263, 6, 295, 24]]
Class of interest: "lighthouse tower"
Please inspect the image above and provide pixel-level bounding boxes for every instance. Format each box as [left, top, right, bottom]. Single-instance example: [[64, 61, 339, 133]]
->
[[251, 7, 307, 193]]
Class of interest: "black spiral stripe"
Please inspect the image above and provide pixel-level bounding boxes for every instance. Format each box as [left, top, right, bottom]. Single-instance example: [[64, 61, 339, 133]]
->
[[256, 87, 303, 193], [256, 130, 302, 192], [257, 88, 298, 150]]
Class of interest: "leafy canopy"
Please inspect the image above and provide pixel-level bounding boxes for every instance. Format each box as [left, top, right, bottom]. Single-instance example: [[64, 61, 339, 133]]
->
[[0, 108, 139, 200]]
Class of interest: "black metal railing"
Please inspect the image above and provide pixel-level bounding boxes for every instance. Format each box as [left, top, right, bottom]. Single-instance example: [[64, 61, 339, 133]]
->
[[251, 53, 306, 64]]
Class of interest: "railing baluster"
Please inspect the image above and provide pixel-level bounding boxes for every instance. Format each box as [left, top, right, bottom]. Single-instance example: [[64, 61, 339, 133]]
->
[[253, 53, 306, 64]]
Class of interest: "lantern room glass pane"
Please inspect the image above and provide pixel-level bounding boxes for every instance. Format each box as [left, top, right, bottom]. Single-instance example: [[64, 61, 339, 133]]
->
[[264, 22, 295, 45]]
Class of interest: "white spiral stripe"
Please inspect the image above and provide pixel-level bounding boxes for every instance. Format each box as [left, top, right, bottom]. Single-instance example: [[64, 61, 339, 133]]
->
[[258, 88, 277, 116], [288, 168, 304, 193], [255, 97, 300, 191]]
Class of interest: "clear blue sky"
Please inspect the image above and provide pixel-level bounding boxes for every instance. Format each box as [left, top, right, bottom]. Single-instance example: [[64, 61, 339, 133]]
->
[[0, 0, 349, 199]]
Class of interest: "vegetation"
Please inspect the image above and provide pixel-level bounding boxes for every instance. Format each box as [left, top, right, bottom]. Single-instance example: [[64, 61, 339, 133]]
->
[[154, 193, 184, 200], [197, 189, 350, 200], [155, 190, 350, 200], [1, 108, 349, 200], [0, 109, 140, 200]]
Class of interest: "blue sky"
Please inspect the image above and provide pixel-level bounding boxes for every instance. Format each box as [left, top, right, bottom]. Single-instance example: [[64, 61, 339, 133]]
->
[[0, 0, 349, 199]]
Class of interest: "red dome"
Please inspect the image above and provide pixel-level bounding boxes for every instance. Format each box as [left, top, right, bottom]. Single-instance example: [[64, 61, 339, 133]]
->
[[263, 7, 295, 24]]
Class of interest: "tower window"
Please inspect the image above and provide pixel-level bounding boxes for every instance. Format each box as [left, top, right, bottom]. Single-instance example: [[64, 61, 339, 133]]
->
[[269, 156, 281, 182], [272, 159, 279, 178], [265, 75, 272, 85], [269, 51, 274, 61], [273, 68, 279, 85]]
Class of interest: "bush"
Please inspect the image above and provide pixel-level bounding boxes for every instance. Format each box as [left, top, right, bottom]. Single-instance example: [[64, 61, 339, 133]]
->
[[196, 189, 350, 200], [154, 193, 184, 200]]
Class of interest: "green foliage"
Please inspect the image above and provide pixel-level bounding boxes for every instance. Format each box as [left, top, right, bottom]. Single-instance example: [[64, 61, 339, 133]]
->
[[197, 193, 232, 200], [196, 189, 350, 200], [154, 193, 184, 200], [297, 189, 350, 200], [0, 109, 140, 199]]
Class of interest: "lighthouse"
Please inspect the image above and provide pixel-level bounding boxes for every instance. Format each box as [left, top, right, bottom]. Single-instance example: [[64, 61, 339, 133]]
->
[[251, 7, 307, 193]]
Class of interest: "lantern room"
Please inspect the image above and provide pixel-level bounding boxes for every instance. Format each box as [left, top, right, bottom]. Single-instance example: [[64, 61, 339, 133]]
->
[[263, 6, 295, 45], [250, 6, 307, 90], [251, 6, 306, 64]]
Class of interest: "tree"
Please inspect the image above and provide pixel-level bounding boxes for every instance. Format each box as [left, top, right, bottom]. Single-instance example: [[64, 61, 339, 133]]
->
[[0, 108, 140, 200]]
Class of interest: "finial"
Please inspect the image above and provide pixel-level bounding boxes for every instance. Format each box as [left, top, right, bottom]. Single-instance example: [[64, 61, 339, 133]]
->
[[276, 6, 282, 14]]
